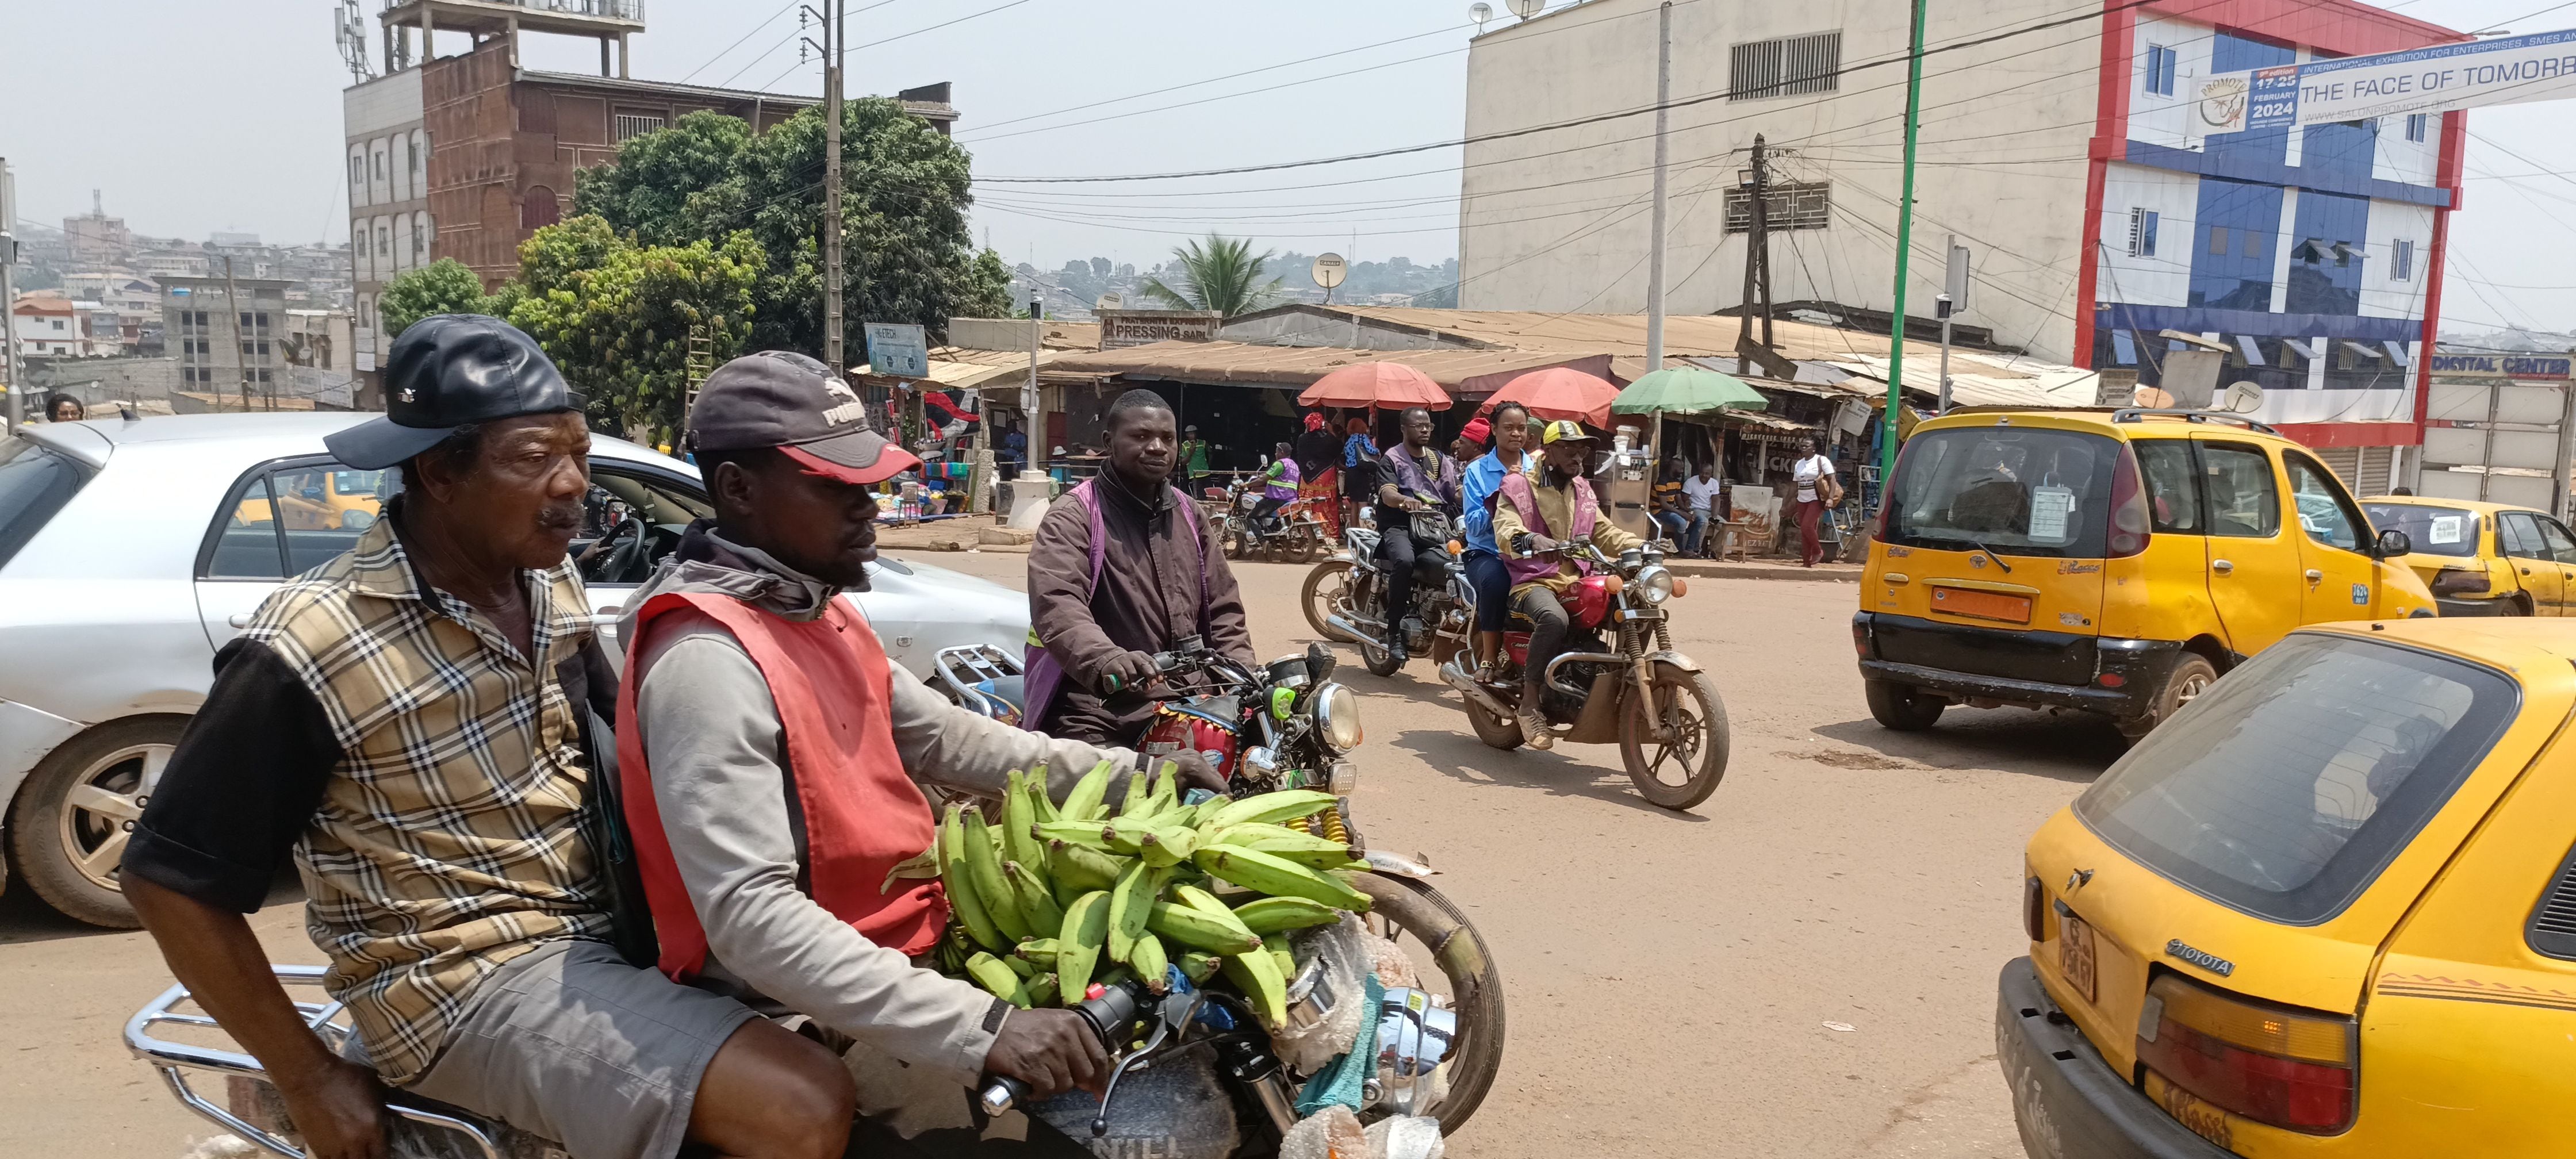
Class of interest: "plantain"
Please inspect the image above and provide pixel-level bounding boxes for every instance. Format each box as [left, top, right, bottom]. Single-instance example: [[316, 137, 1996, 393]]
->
[[1003, 953, 1037, 979], [1024, 762, 1059, 824], [962, 810, 1033, 942], [941, 805, 1009, 951], [1061, 759, 1117, 822], [1143, 824, 1200, 868], [1005, 860, 1065, 937], [965, 953, 1028, 1007], [1099, 818, 1158, 857], [1229, 896, 1342, 935], [1049, 841, 1128, 896], [1034, 820, 1119, 853], [1024, 972, 1060, 1008], [1221, 947, 1290, 1028], [1263, 934, 1296, 985], [1170, 883, 1238, 919], [1056, 890, 1110, 1001], [1193, 846, 1371, 912], [1129, 932, 1171, 993], [1116, 771, 1151, 818], [1143, 762, 1179, 816], [1105, 860, 1167, 962], [1002, 771, 1051, 884], [1144, 900, 1263, 954], [1014, 938, 1061, 967], [1179, 951, 1224, 985], [1208, 789, 1338, 830]]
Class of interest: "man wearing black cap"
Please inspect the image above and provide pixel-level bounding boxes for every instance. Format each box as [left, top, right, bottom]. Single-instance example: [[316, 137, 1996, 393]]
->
[[615, 352, 1221, 1143], [120, 317, 856, 1159]]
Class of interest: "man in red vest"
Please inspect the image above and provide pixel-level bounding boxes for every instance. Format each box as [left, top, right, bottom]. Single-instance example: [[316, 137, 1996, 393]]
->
[[616, 352, 1212, 1148]]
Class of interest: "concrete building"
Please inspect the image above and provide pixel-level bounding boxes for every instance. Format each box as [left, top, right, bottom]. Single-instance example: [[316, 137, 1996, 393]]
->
[[11, 295, 83, 358], [62, 193, 131, 267], [342, 0, 959, 348], [284, 308, 356, 373], [1455, 0, 2464, 469], [161, 275, 293, 406]]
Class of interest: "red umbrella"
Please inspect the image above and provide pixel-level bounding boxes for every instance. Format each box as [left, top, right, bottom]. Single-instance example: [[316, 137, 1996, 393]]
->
[[1297, 360, 1452, 410], [1482, 366, 1620, 427]]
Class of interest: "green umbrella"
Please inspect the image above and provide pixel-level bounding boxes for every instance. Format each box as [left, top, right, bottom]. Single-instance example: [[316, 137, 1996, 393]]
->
[[1611, 366, 1769, 415]]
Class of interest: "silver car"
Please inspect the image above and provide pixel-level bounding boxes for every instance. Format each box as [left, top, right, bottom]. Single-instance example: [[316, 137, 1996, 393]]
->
[[0, 412, 1028, 927]]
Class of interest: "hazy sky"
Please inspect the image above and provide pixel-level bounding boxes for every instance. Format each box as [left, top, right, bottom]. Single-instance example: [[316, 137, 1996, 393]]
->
[[3, 0, 2571, 331]]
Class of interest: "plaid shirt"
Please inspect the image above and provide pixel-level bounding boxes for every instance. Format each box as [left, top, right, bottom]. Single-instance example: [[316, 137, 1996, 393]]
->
[[243, 517, 608, 1085]]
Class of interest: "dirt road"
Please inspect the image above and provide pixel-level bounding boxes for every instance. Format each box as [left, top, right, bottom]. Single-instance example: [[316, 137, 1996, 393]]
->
[[1, 552, 2121, 1158]]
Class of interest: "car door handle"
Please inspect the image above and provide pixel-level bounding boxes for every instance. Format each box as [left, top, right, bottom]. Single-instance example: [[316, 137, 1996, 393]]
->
[[2305, 569, 2323, 583], [591, 604, 623, 628], [2211, 559, 2234, 575], [227, 614, 251, 628]]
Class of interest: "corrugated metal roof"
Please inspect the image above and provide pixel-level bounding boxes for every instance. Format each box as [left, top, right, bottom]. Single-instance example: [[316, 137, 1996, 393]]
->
[[1038, 341, 1600, 389]]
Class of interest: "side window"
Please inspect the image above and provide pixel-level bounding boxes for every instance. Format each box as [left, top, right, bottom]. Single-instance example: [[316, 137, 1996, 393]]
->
[[578, 469, 714, 587], [2199, 443, 2280, 538], [2498, 513, 2544, 561], [2537, 517, 2576, 565], [205, 474, 289, 580], [2134, 440, 2202, 533], [2283, 454, 2363, 552]]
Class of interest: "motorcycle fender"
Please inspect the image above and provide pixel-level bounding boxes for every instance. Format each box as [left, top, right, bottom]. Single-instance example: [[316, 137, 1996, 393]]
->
[[1362, 848, 1439, 878], [1561, 671, 1624, 746], [1646, 650, 1701, 673]]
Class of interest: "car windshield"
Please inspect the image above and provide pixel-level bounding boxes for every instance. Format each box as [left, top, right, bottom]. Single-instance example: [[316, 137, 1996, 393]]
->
[[2364, 502, 2480, 558], [2075, 634, 2519, 925], [0, 437, 93, 572], [1881, 426, 2116, 558]]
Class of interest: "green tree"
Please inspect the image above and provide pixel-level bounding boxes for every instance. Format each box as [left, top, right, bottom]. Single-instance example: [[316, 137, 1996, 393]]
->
[[574, 101, 980, 353], [499, 216, 763, 444], [1138, 235, 1285, 317], [378, 258, 493, 337], [953, 248, 1017, 319]]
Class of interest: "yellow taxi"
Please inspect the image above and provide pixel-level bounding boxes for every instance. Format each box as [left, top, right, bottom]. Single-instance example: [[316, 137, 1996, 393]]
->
[[2362, 494, 2576, 617], [2000, 617, 2576, 1157], [1852, 409, 2435, 740], [231, 466, 389, 531]]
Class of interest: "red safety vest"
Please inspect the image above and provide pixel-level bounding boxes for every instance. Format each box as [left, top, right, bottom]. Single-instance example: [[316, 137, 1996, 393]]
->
[[616, 591, 947, 982]]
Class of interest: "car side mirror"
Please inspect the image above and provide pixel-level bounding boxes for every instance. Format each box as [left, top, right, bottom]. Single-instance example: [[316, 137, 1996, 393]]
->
[[2376, 527, 2412, 558]]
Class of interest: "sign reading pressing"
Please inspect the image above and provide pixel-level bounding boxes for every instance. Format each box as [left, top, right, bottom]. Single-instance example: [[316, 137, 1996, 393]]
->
[[2195, 28, 2576, 131], [864, 322, 929, 379]]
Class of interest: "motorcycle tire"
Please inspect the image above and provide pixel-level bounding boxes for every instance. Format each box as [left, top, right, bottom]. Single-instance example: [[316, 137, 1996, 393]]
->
[[1617, 659, 1730, 812], [1461, 692, 1525, 751], [1362, 636, 1404, 678], [1301, 559, 1358, 642], [1352, 872, 1506, 1135]]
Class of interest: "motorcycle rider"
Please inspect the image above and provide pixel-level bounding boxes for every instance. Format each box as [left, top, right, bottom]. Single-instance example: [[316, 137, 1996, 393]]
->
[[617, 353, 1221, 1148], [1249, 440, 1299, 532], [1028, 389, 1257, 749], [1459, 401, 1535, 682], [1370, 406, 1460, 665], [1490, 420, 1646, 749]]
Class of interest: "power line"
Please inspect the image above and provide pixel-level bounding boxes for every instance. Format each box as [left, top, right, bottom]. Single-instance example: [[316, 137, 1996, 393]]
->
[[675, 0, 802, 85]]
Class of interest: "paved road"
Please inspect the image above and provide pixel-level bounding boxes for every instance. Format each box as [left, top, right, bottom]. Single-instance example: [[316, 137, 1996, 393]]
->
[[1, 550, 2122, 1158]]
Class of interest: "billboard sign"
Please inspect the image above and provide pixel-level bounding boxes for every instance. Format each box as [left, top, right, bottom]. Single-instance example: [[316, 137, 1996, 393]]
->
[[864, 322, 929, 379], [2197, 28, 2576, 132], [2427, 352, 2574, 378]]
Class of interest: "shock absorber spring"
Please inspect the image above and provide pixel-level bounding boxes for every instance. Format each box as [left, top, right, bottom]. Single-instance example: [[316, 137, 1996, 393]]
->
[[1317, 800, 1351, 845]]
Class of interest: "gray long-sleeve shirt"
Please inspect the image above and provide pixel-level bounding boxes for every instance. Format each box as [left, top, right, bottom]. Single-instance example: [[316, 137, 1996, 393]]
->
[[623, 525, 1141, 1085]]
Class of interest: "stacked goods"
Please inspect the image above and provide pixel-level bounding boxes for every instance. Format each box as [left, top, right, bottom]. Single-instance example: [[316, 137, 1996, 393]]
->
[[934, 762, 1367, 1028]]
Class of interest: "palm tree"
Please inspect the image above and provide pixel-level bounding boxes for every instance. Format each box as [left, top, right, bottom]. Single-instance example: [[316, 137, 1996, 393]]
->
[[1137, 235, 1286, 317]]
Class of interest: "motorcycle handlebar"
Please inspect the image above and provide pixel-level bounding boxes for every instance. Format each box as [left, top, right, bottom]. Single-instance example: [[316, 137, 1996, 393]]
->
[[976, 980, 1151, 1115]]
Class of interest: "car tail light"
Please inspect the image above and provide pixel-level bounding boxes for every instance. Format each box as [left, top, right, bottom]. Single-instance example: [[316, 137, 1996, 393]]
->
[[2135, 973, 2356, 1134], [2431, 568, 2490, 596], [2024, 876, 2045, 942], [1851, 615, 1873, 659], [2106, 442, 2152, 559]]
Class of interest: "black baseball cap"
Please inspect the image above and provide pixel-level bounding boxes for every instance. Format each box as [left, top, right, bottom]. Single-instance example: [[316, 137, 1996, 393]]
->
[[686, 351, 919, 485], [325, 315, 583, 470]]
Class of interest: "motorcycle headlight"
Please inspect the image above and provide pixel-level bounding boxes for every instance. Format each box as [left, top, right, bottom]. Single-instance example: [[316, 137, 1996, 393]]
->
[[1636, 565, 1675, 605], [1311, 681, 1364, 754]]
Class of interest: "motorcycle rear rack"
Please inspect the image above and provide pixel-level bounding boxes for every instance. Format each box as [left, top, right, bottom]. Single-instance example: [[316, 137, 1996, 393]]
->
[[932, 643, 1025, 721], [126, 965, 507, 1159]]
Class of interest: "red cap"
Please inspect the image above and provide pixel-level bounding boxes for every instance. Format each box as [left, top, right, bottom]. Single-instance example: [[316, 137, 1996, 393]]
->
[[780, 440, 921, 486], [1459, 417, 1491, 447]]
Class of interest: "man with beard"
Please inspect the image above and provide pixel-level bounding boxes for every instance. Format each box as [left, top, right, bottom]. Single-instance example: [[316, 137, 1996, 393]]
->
[[616, 352, 1199, 1150], [121, 318, 856, 1159], [1026, 389, 1255, 747], [1490, 420, 1646, 749]]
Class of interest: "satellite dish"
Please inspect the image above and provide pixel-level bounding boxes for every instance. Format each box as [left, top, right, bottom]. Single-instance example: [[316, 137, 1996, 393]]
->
[[2222, 380, 2266, 414], [1310, 252, 1348, 290], [1505, 0, 1544, 18], [1469, 2, 1493, 30]]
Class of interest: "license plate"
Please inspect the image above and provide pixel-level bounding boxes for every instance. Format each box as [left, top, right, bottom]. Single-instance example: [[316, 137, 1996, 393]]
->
[[2143, 1069, 2236, 1150], [2059, 909, 2097, 1004], [1930, 586, 2033, 624]]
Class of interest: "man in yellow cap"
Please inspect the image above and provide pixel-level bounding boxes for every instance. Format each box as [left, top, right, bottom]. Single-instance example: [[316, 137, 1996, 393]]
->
[[1488, 420, 1645, 748]]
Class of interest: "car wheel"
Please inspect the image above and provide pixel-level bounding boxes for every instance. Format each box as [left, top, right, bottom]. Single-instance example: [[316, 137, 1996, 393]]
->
[[2117, 654, 2218, 743], [7, 716, 190, 928], [1864, 679, 1945, 731]]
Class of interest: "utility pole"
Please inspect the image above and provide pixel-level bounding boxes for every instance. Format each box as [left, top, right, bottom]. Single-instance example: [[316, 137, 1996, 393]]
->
[[1736, 134, 1774, 352], [1881, 0, 1929, 486], [0, 232, 18, 428], [1643, 0, 1672, 372], [815, 0, 846, 374], [223, 256, 255, 413]]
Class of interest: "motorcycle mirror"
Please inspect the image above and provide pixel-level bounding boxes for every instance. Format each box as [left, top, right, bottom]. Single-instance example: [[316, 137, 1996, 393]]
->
[[1307, 640, 1337, 684]]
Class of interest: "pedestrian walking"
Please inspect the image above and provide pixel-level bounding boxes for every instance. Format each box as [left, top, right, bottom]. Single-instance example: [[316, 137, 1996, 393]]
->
[[1293, 411, 1344, 540], [1791, 437, 1842, 567]]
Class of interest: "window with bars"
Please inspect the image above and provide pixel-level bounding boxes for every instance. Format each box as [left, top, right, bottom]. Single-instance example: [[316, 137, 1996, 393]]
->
[[1723, 182, 1831, 233], [614, 112, 668, 141], [2391, 237, 2414, 281], [2129, 208, 2160, 257], [1728, 32, 1842, 100]]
